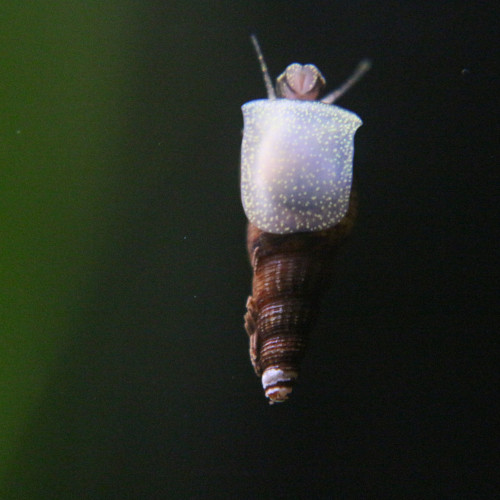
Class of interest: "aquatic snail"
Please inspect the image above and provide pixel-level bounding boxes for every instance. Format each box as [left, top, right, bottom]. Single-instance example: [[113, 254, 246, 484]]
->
[[241, 36, 370, 403]]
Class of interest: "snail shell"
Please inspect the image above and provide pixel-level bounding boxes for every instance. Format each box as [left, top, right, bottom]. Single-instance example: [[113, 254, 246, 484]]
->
[[244, 193, 357, 403], [242, 37, 368, 403]]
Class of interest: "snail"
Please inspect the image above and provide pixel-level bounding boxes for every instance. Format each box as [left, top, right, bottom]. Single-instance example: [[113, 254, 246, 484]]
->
[[241, 36, 370, 403]]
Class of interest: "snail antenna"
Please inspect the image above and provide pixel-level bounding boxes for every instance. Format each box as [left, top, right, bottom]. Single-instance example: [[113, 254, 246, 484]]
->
[[250, 35, 276, 100], [322, 59, 372, 104]]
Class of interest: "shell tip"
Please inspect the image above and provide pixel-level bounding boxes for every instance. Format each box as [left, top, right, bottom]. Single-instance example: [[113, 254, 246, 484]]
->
[[262, 367, 298, 404], [266, 385, 293, 404]]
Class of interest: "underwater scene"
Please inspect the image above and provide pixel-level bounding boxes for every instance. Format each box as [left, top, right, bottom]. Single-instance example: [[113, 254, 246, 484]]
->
[[1, 2, 497, 498]]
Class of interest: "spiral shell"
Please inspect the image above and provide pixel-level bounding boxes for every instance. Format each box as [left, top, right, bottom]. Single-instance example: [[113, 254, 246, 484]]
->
[[242, 37, 369, 403], [244, 190, 357, 402]]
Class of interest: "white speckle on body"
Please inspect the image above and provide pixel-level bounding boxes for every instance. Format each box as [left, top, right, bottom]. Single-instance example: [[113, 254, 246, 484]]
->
[[241, 99, 362, 234]]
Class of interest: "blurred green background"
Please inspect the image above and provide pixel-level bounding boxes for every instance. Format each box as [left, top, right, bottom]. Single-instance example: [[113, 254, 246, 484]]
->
[[1, 1, 131, 485], [1, 2, 496, 498], [2, 3, 251, 496]]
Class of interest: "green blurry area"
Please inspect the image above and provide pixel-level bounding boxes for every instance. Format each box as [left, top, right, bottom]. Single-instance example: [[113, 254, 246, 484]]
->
[[1, 3, 131, 486]]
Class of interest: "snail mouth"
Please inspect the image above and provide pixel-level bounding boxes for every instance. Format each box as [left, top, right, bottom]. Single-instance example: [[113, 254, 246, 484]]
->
[[262, 367, 298, 403]]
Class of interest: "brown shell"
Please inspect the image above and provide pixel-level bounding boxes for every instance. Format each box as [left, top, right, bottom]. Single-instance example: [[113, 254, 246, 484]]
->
[[244, 189, 358, 403]]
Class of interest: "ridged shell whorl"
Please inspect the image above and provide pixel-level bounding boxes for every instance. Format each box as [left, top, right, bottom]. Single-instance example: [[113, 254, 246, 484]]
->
[[244, 190, 357, 403]]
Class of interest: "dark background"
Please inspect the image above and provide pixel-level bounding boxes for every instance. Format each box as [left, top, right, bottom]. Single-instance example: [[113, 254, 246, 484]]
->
[[1, 2, 497, 498]]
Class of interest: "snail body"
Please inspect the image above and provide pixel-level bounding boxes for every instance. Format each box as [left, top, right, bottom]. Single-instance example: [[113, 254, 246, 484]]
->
[[241, 37, 369, 403], [241, 99, 361, 234]]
